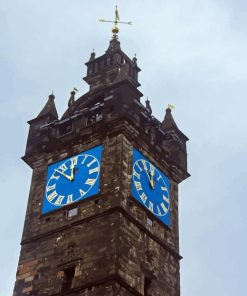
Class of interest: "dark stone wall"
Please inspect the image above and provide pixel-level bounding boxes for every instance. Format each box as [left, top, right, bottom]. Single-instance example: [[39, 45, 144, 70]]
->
[[14, 132, 182, 296], [14, 213, 118, 296], [14, 79, 189, 295]]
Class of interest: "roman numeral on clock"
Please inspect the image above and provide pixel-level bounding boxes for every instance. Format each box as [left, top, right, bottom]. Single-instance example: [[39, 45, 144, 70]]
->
[[81, 155, 88, 164], [46, 184, 56, 192], [163, 194, 170, 204], [71, 157, 78, 166], [148, 201, 154, 212], [79, 189, 86, 196], [141, 160, 148, 170], [134, 181, 142, 191], [140, 192, 147, 203], [135, 161, 142, 172], [87, 158, 97, 167], [47, 191, 58, 202], [67, 194, 73, 204], [51, 174, 60, 180], [161, 186, 168, 192], [85, 178, 96, 186], [157, 205, 162, 215], [133, 170, 140, 179], [89, 166, 99, 174], [55, 195, 65, 205], [59, 163, 68, 173], [160, 202, 169, 214]]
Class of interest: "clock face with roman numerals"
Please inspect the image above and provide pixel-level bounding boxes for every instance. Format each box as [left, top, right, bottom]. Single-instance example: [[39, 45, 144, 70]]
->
[[131, 148, 171, 226], [42, 145, 102, 214]]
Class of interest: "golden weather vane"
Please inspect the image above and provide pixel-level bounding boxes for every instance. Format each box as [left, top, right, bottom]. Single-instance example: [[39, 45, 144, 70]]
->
[[99, 6, 132, 39]]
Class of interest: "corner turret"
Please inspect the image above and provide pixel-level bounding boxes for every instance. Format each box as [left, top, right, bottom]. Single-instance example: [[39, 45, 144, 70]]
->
[[162, 107, 189, 172], [24, 94, 58, 162], [37, 94, 58, 119]]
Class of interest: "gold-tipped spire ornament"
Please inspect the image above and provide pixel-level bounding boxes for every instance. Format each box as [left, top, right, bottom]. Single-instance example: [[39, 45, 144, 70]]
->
[[99, 6, 132, 39], [168, 104, 175, 110]]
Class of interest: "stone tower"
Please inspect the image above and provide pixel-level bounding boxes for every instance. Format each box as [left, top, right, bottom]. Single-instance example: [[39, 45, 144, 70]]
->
[[13, 34, 189, 296]]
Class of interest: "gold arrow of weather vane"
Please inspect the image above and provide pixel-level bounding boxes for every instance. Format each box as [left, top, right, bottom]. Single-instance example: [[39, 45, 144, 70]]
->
[[99, 6, 132, 38]]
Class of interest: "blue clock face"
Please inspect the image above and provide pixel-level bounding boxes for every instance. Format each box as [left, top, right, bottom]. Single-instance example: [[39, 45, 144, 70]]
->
[[131, 148, 171, 226], [42, 145, 102, 214]]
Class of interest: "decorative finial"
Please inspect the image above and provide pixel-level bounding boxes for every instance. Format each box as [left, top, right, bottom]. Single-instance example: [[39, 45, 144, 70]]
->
[[49, 93, 55, 100], [167, 104, 175, 110], [132, 54, 137, 64], [112, 6, 120, 36], [37, 93, 58, 119], [145, 97, 152, 114], [68, 88, 78, 107], [162, 104, 178, 130], [89, 49, 96, 61], [99, 6, 132, 39]]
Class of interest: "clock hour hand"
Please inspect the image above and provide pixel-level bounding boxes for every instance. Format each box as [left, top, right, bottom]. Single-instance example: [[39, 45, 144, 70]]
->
[[69, 163, 75, 181], [54, 169, 73, 181]]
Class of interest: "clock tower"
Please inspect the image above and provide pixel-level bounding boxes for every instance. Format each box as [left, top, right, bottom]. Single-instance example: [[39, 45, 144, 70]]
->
[[13, 13, 189, 296]]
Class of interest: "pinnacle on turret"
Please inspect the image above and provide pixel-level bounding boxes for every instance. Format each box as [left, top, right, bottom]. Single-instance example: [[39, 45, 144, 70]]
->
[[132, 54, 137, 65], [68, 91, 75, 107], [162, 106, 178, 130], [145, 97, 152, 114], [89, 49, 96, 61], [37, 94, 58, 119]]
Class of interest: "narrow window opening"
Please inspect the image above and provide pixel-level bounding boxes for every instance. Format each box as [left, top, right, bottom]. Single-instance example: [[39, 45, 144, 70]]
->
[[59, 121, 72, 136], [62, 266, 75, 291], [147, 217, 153, 227], [134, 69, 138, 80], [88, 65, 93, 75], [67, 207, 78, 218], [94, 62, 98, 72], [87, 112, 103, 125], [144, 277, 151, 296]]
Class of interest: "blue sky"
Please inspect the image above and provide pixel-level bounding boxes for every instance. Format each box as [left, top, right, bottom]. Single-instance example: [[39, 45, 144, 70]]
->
[[1, 0, 247, 295]]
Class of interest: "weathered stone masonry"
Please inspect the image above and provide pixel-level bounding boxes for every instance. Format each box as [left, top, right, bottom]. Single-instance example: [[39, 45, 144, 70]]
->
[[13, 37, 189, 296]]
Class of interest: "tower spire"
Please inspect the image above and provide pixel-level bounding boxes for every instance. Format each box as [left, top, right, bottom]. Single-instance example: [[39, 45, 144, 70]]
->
[[162, 106, 178, 130], [37, 93, 58, 119], [99, 6, 132, 39]]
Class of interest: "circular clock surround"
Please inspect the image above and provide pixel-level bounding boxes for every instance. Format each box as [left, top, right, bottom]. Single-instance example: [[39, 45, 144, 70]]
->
[[132, 158, 170, 218], [45, 153, 100, 207]]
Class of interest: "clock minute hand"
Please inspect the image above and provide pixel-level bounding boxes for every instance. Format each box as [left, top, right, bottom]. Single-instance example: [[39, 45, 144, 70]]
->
[[149, 167, 155, 189], [144, 168, 151, 181], [144, 167, 154, 189], [54, 169, 73, 181]]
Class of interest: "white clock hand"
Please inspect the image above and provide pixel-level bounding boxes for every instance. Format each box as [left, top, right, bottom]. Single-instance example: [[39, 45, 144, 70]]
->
[[148, 164, 156, 189], [150, 169, 155, 189], [69, 163, 75, 181], [54, 169, 73, 181], [144, 168, 154, 189]]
